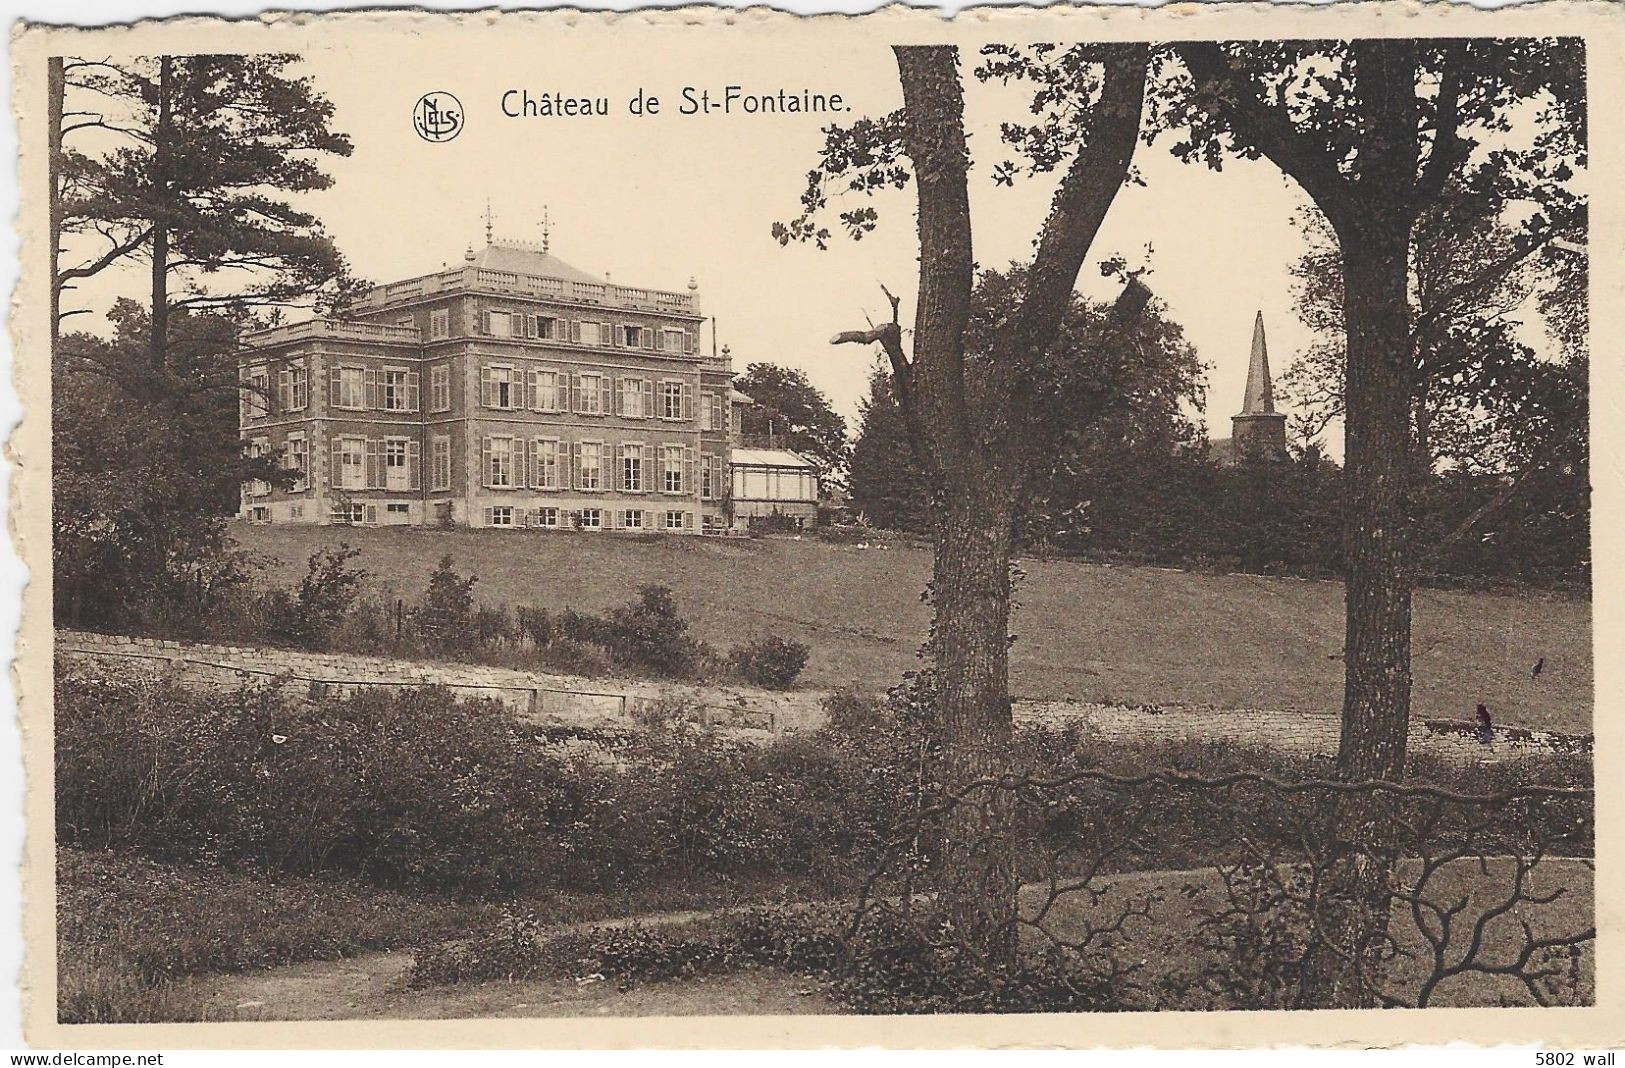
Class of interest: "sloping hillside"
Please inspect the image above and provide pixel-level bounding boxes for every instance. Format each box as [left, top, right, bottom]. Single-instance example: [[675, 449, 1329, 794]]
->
[[232, 524, 1592, 733]]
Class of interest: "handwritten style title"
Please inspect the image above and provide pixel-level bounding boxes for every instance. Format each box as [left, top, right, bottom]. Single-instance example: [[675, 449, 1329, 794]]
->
[[500, 86, 852, 118]]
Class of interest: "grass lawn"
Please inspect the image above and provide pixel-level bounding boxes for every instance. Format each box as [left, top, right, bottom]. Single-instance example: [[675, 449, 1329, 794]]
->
[[231, 523, 1593, 734]]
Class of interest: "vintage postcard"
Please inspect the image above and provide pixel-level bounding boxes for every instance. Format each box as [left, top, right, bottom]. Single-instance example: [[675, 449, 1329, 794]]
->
[[9, 1, 1623, 1050]]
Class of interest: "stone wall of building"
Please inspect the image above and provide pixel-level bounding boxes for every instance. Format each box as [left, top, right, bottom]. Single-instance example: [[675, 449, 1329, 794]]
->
[[56, 631, 1589, 765]]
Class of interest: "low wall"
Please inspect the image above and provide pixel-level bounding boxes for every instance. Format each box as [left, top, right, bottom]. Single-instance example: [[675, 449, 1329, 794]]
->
[[55, 631, 1589, 764]]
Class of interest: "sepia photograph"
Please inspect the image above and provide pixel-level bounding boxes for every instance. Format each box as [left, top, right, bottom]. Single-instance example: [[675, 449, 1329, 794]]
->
[[10, 3, 1618, 1049]]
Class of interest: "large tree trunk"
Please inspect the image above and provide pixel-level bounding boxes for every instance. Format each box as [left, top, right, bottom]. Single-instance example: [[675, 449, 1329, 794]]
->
[[1301, 222, 1415, 1009], [931, 462, 1019, 967]]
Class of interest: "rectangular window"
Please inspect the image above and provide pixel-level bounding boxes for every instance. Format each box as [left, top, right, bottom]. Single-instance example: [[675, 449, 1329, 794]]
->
[[430, 365, 451, 412], [662, 445, 684, 493], [580, 508, 602, 531], [621, 443, 644, 493], [535, 316, 556, 340], [620, 325, 643, 348], [430, 309, 450, 340], [290, 503, 304, 519], [383, 368, 416, 412], [488, 506, 514, 528], [387, 502, 410, 515], [249, 506, 271, 523], [536, 506, 559, 529], [483, 365, 518, 410], [665, 510, 686, 531], [622, 509, 644, 530], [286, 433, 309, 493], [243, 370, 269, 420], [661, 328, 687, 353], [534, 438, 560, 490], [578, 321, 603, 347], [487, 310, 513, 337], [338, 436, 366, 490], [385, 438, 410, 491], [246, 437, 271, 497], [661, 381, 688, 421], [331, 501, 364, 524], [578, 442, 603, 490], [431, 435, 451, 492], [336, 367, 366, 410], [710, 393, 725, 433], [277, 362, 309, 413], [486, 436, 515, 488], [532, 369, 560, 412], [577, 372, 606, 415], [618, 377, 648, 419]]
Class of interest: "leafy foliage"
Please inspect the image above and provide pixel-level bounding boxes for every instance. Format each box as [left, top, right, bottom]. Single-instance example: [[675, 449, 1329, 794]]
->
[[733, 363, 851, 481], [729, 636, 811, 690]]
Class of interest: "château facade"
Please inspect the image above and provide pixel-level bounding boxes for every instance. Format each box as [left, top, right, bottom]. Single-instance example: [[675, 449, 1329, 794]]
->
[[238, 238, 742, 532]]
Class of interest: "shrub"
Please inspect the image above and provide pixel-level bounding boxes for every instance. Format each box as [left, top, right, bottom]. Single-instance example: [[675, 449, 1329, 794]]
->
[[559, 586, 707, 679], [419, 555, 478, 650], [264, 543, 366, 649], [730, 636, 810, 689], [516, 605, 553, 647]]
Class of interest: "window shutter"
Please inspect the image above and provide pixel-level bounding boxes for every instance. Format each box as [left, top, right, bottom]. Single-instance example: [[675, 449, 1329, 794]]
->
[[526, 314, 538, 339], [407, 372, 420, 412], [571, 373, 583, 413], [363, 370, 379, 411], [683, 447, 695, 495], [684, 511, 693, 530], [570, 320, 581, 344], [681, 383, 694, 421], [329, 438, 341, 489], [365, 439, 382, 489], [598, 377, 612, 416], [329, 366, 342, 408], [615, 377, 627, 417], [528, 369, 540, 411], [277, 369, 290, 412], [642, 379, 654, 419], [643, 326, 655, 352], [407, 440, 421, 490], [481, 437, 494, 488], [482, 310, 493, 335], [483, 506, 495, 527], [480, 366, 494, 408], [528, 438, 541, 488], [571, 442, 584, 489], [560, 442, 573, 491]]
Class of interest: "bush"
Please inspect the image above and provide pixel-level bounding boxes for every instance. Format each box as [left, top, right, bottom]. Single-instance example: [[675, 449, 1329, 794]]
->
[[264, 543, 365, 649], [730, 636, 810, 689], [558, 586, 709, 679]]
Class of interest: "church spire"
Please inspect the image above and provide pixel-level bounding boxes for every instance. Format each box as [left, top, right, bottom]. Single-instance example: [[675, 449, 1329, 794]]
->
[[1241, 310, 1276, 415], [1229, 310, 1288, 462]]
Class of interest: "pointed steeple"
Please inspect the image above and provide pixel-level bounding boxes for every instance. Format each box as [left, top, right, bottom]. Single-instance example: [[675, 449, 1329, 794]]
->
[[1241, 310, 1276, 415], [1229, 310, 1288, 462]]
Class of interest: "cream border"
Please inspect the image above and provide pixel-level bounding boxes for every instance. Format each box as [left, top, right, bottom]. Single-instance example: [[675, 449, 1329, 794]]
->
[[10, 2, 1623, 1049]]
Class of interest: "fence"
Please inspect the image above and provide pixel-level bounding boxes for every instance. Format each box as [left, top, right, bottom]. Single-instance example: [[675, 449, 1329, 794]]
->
[[840, 767, 1594, 1012]]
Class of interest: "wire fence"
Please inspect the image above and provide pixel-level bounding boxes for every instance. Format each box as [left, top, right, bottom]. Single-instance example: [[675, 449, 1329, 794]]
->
[[843, 767, 1594, 1011]]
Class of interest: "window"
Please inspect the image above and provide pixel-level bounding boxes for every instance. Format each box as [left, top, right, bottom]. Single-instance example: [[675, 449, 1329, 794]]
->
[[665, 510, 687, 531], [576, 372, 607, 415], [383, 368, 417, 412], [482, 365, 518, 409], [337, 436, 366, 490], [661, 328, 688, 353], [387, 503, 410, 515], [536, 506, 560, 529], [618, 377, 649, 419], [246, 437, 271, 497], [662, 445, 686, 494], [620, 325, 643, 347], [709, 392, 725, 433], [580, 508, 602, 531], [621, 509, 644, 530], [430, 365, 451, 412], [331, 502, 364, 524], [384, 438, 410, 491], [486, 310, 514, 337], [243, 369, 269, 420], [285, 433, 309, 492], [535, 316, 557, 340], [487, 506, 514, 528], [661, 381, 689, 421], [533, 438, 560, 490], [578, 442, 603, 490], [621, 443, 644, 493], [335, 367, 366, 410], [431, 435, 451, 492], [290, 503, 304, 519], [279, 362, 309, 413], [430, 309, 450, 340], [249, 506, 271, 523], [577, 321, 603, 347], [485, 436, 515, 488], [531, 369, 561, 412]]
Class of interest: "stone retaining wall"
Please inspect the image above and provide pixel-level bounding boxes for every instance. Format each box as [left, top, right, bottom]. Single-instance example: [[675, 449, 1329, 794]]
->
[[56, 631, 1589, 764]]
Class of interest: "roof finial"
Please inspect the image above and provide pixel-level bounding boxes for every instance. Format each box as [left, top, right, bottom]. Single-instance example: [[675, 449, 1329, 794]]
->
[[540, 205, 552, 254], [484, 198, 495, 245]]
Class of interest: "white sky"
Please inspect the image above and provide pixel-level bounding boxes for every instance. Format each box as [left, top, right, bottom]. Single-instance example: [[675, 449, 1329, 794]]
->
[[59, 35, 1564, 458]]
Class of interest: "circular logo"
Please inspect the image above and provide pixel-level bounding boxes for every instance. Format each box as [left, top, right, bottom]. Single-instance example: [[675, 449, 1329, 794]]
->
[[413, 91, 463, 143]]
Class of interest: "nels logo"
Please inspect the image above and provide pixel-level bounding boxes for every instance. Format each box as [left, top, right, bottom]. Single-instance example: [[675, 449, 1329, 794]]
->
[[414, 91, 463, 143]]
